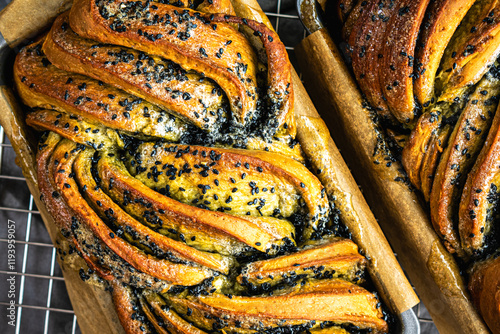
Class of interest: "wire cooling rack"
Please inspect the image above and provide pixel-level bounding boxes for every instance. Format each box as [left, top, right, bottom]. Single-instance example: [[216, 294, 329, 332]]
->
[[0, 0, 438, 333]]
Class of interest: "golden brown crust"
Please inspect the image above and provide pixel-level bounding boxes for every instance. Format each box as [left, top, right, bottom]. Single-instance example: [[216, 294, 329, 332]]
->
[[245, 135, 305, 163], [469, 255, 500, 334], [39, 133, 116, 281], [111, 282, 154, 333], [69, 0, 259, 127], [142, 291, 208, 334], [309, 327, 350, 334], [75, 148, 234, 274], [17, 37, 301, 160], [47, 140, 165, 286], [52, 140, 215, 285], [167, 279, 388, 333], [15, 38, 187, 141], [44, 13, 223, 131], [40, 133, 116, 281], [437, 0, 500, 102], [348, 0, 392, 120], [127, 142, 328, 228], [430, 73, 500, 256], [237, 238, 366, 287], [210, 13, 295, 136], [341, 0, 365, 42], [402, 112, 441, 191], [26, 109, 117, 149], [139, 299, 170, 334], [197, 0, 235, 16], [414, 0, 476, 105], [379, 0, 430, 124], [37, 132, 71, 232], [418, 125, 450, 202], [97, 151, 296, 255], [459, 99, 500, 256]]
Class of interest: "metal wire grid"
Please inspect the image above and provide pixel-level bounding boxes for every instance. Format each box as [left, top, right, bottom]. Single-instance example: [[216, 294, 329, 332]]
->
[[0, 0, 437, 333]]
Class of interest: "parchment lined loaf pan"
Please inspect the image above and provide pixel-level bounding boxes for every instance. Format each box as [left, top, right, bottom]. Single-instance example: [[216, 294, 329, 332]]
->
[[0, 0, 418, 332], [294, 1, 490, 333]]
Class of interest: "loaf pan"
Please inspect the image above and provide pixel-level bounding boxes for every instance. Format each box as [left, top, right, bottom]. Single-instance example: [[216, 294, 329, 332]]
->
[[295, 0, 489, 333], [0, 0, 418, 332]]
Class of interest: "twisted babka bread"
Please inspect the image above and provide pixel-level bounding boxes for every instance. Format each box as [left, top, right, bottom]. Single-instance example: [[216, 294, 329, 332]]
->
[[14, 0, 391, 332], [337, 0, 500, 331]]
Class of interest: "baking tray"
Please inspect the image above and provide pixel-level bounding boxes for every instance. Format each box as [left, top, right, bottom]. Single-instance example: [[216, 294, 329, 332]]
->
[[0, 0, 419, 332], [294, 1, 491, 333]]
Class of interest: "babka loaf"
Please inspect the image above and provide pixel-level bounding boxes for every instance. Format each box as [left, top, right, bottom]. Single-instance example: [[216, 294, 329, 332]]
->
[[337, 0, 500, 331], [470, 254, 500, 333], [14, 0, 392, 332]]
